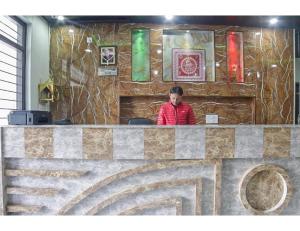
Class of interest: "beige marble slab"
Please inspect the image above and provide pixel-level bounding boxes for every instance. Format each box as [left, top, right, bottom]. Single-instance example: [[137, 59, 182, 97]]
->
[[263, 128, 291, 158], [205, 128, 235, 158], [144, 128, 175, 159], [24, 128, 54, 158], [83, 128, 113, 159]]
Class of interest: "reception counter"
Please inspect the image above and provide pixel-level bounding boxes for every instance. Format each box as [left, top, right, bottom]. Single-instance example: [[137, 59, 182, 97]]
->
[[1, 125, 300, 215]]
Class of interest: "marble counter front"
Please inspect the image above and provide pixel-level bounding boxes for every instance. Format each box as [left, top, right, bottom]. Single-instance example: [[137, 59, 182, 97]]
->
[[1, 125, 300, 160], [0, 125, 300, 215]]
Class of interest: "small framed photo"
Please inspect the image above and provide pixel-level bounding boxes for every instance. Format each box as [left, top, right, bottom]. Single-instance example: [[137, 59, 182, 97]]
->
[[100, 46, 117, 65]]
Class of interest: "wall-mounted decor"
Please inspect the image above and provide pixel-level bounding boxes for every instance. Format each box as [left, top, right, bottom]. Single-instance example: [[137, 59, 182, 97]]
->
[[38, 78, 59, 103], [131, 29, 150, 82], [98, 66, 118, 76], [163, 30, 215, 81], [100, 46, 117, 65], [227, 31, 244, 83], [172, 48, 205, 81], [239, 164, 293, 215]]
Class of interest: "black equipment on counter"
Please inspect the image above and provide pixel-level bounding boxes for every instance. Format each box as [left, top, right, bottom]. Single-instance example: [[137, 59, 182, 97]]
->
[[8, 110, 52, 125], [128, 118, 153, 125]]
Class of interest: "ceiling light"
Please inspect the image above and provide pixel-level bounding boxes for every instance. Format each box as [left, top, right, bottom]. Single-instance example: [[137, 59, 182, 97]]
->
[[69, 29, 74, 33], [186, 30, 190, 33], [57, 16, 64, 21], [270, 18, 278, 25], [85, 48, 92, 53], [165, 15, 173, 20], [157, 49, 162, 54], [271, 64, 277, 68], [153, 70, 159, 75], [255, 32, 261, 36]]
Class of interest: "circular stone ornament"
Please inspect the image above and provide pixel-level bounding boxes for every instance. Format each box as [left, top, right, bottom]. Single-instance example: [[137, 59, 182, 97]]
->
[[239, 164, 293, 215]]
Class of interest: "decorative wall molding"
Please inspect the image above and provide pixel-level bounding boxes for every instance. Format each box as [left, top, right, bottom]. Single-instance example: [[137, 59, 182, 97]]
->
[[239, 164, 293, 215]]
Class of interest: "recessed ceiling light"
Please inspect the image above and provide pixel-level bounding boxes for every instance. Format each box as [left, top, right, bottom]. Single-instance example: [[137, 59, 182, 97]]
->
[[186, 30, 190, 33], [157, 49, 162, 54], [69, 29, 74, 33], [271, 64, 277, 68], [165, 15, 173, 20], [153, 70, 159, 75], [270, 18, 278, 25], [57, 16, 64, 21]]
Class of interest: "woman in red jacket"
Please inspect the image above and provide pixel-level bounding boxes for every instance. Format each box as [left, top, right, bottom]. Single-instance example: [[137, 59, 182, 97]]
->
[[157, 86, 196, 125]]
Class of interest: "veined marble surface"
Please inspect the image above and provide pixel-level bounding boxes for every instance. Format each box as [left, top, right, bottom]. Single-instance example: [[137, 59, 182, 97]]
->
[[1, 125, 300, 160], [1, 125, 300, 215]]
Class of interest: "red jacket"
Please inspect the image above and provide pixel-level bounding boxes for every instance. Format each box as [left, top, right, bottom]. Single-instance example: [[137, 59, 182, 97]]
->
[[157, 101, 196, 125]]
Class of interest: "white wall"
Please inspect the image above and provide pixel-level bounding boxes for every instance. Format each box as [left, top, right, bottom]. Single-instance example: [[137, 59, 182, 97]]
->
[[21, 16, 50, 111]]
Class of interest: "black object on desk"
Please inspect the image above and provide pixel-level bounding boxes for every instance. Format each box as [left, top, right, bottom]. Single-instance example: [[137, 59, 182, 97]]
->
[[8, 110, 52, 125], [53, 118, 73, 125], [128, 118, 153, 125]]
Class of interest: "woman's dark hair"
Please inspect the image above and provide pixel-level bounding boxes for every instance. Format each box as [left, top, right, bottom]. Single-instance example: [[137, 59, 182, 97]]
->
[[170, 86, 183, 96]]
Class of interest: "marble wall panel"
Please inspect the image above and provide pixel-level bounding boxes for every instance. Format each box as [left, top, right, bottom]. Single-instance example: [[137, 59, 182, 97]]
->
[[205, 128, 235, 158], [175, 127, 205, 159], [24, 128, 54, 158], [120, 96, 255, 125], [235, 127, 263, 158], [291, 127, 300, 158], [50, 23, 293, 125], [82, 128, 113, 159], [263, 127, 291, 158], [144, 128, 175, 159], [2, 128, 25, 158], [53, 127, 83, 159], [113, 128, 144, 159]]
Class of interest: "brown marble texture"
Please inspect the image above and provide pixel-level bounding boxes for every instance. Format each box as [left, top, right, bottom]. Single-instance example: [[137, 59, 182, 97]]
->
[[254, 29, 294, 124], [263, 128, 291, 158], [85, 178, 201, 215], [119, 197, 183, 215], [120, 96, 255, 125], [5, 169, 87, 178], [246, 170, 284, 211], [6, 205, 43, 214], [144, 128, 175, 159], [58, 159, 213, 215], [214, 160, 222, 215], [82, 128, 113, 159], [239, 164, 293, 215], [6, 187, 60, 197], [49, 24, 293, 124], [24, 128, 54, 158], [205, 128, 235, 158]]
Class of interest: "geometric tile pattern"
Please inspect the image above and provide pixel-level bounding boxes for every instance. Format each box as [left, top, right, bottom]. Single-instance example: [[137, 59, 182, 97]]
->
[[2, 159, 216, 215], [1, 126, 299, 159], [1, 126, 300, 215]]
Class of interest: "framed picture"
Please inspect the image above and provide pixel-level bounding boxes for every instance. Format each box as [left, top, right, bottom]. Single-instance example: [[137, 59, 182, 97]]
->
[[172, 48, 206, 81], [163, 30, 214, 81], [100, 46, 117, 65]]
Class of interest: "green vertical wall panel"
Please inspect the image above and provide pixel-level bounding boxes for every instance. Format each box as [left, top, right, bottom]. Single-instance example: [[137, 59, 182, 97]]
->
[[132, 29, 150, 81]]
